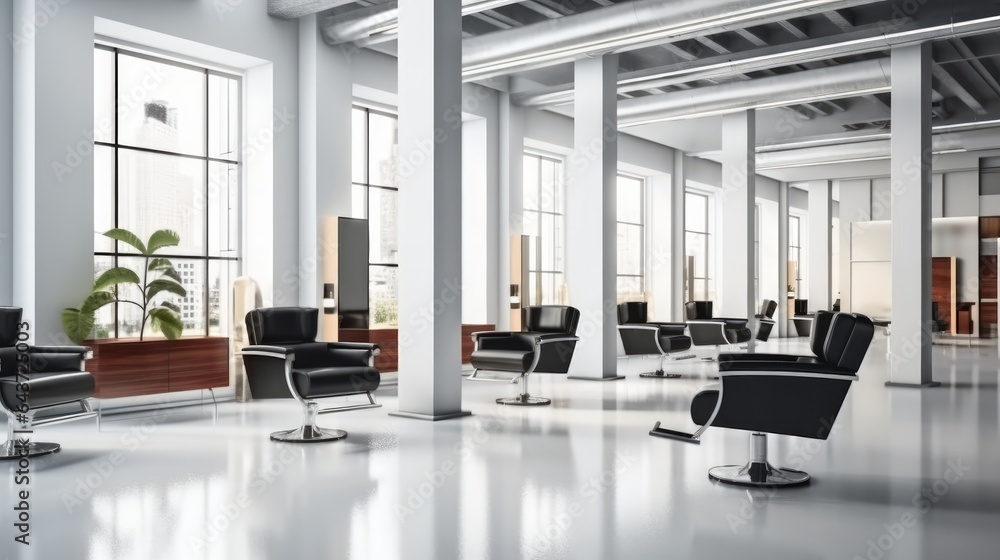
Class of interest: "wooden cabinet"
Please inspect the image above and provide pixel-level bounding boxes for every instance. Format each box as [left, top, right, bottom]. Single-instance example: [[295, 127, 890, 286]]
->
[[85, 337, 229, 398], [339, 325, 495, 372]]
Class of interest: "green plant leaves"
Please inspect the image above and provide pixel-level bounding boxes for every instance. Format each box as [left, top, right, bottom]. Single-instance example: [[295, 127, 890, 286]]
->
[[149, 306, 184, 339], [146, 279, 187, 303], [93, 267, 141, 292], [148, 258, 182, 283], [61, 308, 95, 345], [103, 228, 147, 254], [146, 229, 181, 255]]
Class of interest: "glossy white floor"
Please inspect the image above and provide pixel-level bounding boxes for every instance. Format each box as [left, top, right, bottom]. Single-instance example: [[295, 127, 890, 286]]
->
[[4, 335, 1000, 560]]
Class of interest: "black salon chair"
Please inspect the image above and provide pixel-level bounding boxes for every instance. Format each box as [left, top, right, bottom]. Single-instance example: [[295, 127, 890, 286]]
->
[[617, 302, 693, 379], [469, 306, 580, 406], [684, 301, 752, 357], [651, 311, 873, 487], [241, 307, 381, 443], [755, 299, 778, 342], [719, 310, 835, 365], [0, 307, 96, 459]]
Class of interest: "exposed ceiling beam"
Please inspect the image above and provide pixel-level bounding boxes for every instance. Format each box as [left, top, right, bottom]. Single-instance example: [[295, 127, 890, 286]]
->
[[823, 99, 848, 112], [530, 0, 575, 16], [801, 102, 831, 116], [590, 0, 614, 5], [267, 0, 355, 19], [659, 42, 700, 62], [777, 19, 809, 40], [694, 35, 731, 55], [824, 9, 854, 30], [472, 11, 521, 29], [520, 0, 564, 19], [734, 27, 769, 47], [949, 38, 1000, 97], [931, 63, 987, 115]]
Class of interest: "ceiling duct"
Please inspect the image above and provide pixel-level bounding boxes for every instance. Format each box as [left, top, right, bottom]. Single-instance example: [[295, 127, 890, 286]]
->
[[321, 0, 884, 80], [617, 58, 891, 127], [268, 0, 358, 19], [514, 13, 1000, 108]]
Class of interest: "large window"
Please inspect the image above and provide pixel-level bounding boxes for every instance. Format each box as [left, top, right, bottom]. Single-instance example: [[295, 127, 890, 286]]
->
[[789, 214, 802, 298], [94, 46, 240, 338], [755, 203, 761, 304], [352, 106, 399, 328], [684, 190, 714, 302], [523, 153, 565, 305], [617, 174, 645, 302]]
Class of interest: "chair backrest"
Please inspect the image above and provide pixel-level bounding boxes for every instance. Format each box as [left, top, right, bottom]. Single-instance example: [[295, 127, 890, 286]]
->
[[761, 299, 777, 318], [808, 310, 836, 358], [246, 307, 319, 346], [931, 301, 941, 321], [794, 299, 809, 315], [617, 302, 648, 325], [522, 306, 580, 335], [0, 307, 21, 348], [685, 301, 713, 320], [820, 313, 875, 373]]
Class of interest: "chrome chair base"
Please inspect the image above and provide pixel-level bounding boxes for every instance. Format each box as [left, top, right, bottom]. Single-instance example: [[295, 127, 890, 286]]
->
[[270, 426, 347, 443], [0, 441, 61, 460], [496, 394, 551, 406], [640, 371, 681, 379], [709, 462, 810, 487]]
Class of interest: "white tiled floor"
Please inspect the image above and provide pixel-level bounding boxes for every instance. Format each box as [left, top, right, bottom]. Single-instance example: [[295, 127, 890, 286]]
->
[[4, 336, 1000, 560]]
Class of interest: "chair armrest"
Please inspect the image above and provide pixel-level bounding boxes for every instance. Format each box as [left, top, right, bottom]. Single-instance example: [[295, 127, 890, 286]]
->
[[720, 360, 857, 379], [327, 342, 381, 357], [646, 322, 687, 336], [29, 345, 92, 357], [472, 330, 517, 341], [532, 333, 580, 345], [476, 332, 531, 352], [718, 353, 801, 363], [239, 345, 294, 360], [715, 318, 749, 328]]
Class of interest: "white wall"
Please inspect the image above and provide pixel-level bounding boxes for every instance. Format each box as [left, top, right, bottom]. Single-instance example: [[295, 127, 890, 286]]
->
[[0, 2, 12, 304], [13, 0, 300, 338], [462, 117, 488, 323]]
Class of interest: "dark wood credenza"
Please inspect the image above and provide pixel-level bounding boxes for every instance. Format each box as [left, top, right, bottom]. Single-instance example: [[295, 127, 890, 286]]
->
[[85, 337, 229, 399], [339, 324, 494, 372]]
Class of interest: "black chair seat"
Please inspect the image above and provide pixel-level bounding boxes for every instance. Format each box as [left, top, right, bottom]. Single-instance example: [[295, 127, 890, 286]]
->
[[292, 366, 380, 399], [662, 335, 692, 352], [1, 371, 94, 410], [726, 328, 752, 343], [470, 349, 533, 372]]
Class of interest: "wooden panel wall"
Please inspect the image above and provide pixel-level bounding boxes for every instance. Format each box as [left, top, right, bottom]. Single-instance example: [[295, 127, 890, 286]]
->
[[931, 256, 956, 334]]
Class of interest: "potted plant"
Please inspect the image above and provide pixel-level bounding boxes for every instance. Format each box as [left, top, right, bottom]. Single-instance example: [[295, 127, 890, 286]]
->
[[62, 228, 187, 344], [61, 229, 230, 399]]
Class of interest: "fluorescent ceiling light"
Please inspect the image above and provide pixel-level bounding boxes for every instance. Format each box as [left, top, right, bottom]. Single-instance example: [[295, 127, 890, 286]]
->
[[759, 148, 967, 170]]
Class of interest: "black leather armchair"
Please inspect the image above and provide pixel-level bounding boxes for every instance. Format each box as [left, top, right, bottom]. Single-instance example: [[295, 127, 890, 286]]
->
[[684, 301, 752, 357], [755, 299, 778, 342], [241, 307, 380, 443], [0, 307, 96, 459], [617, 302, 693, 379], [469, 306, 580, 406], [651, 312, 874, 487]]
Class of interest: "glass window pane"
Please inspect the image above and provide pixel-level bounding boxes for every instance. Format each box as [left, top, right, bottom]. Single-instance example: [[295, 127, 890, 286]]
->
[[117, 53, 206, 156], [541, 159, 557, 212], [208, 162, 239, 257], [94, 145, 115, 253], [370, 265, 398, 328], [117, 149, 207, 256], [686, 192, 707, 233], [352, 184, 367, 220], [523, 155, 539, 211], [111, 257, 204, 338], [209, 260, 238, 336], [522, 210, 538, 238], [94, 48, 115, 143], [352, 108, 367, 184], [368, 112, 397, 187], [617, 277, 642, 303], [617, 223, 642, 276], [92, 256, 117, 339], [208, 74, 239, 160], [541, 272, 555, 305], [541, 214, 554, 271], [686, 232, 708, 278], [789, 216, 800, 245], [369, 188, 398, 264], [617, 176, 643, 224], [554, 215, 564, 272]]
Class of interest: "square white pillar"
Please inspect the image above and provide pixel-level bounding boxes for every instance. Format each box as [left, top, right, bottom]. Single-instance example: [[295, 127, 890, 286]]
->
[[888, 43, 936, 388], [808, 180, 832, 311], [671, 151, 686, 322], [719, 111, 757, 340], [566, 54, 621, 381], [393, 0, 471, 419], [778, 182, 789, 337]]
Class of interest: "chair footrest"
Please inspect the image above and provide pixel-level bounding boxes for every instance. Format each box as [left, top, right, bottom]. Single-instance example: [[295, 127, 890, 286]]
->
[[648, 421, 700, 444], [317, 403, 381, 415]]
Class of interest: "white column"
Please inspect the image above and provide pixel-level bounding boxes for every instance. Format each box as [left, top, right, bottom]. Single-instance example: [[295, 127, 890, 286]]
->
[[394, 0, 471, 419], [566, 54, 621, 381], [778, 182, 789, 337], [498, 93, 524, 331], [671, 151, 686, 322], [808, 180, 832, 311], [888, 43, 936, 387], [0, 0, 12, 304], [719, 111, 757, 341]]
